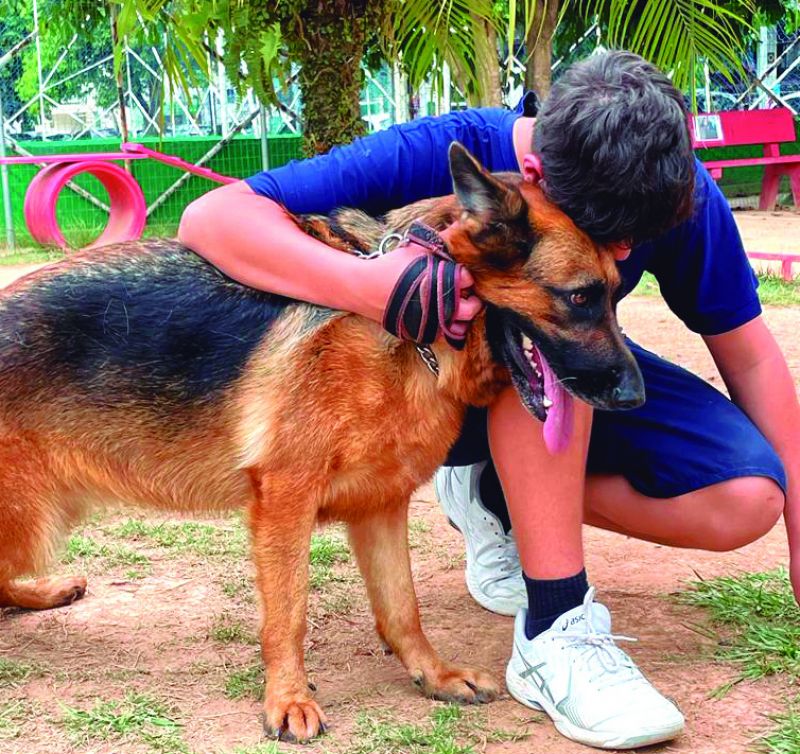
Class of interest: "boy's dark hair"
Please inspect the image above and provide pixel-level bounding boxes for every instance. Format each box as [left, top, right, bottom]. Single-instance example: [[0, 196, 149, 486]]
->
[[534, 50, 695, 245]]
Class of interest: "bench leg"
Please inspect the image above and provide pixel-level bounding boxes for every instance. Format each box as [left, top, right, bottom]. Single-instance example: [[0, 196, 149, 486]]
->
[[760, 165, 781, 211], [789, 168, 800, 211], [782, 258, 794, 282]]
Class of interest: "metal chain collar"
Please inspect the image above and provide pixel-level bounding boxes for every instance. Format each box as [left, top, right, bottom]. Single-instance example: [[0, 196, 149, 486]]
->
[[350, 229, 440, 377]]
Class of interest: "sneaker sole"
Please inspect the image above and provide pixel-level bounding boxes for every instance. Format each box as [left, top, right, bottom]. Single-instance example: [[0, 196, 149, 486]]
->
[[505, 665, 684, 750]]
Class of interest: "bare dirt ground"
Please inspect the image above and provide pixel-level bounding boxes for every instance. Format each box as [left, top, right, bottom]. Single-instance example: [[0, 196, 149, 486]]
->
[[0, 229, 799, 754]]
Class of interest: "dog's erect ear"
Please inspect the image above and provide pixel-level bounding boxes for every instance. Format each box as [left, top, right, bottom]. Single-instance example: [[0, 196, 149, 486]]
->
[[448, 142, 533, 268], [449, 142, 514, 217]]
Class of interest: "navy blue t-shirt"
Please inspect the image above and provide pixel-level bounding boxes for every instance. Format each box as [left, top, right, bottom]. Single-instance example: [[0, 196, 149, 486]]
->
[[246, 105, 760, 336]]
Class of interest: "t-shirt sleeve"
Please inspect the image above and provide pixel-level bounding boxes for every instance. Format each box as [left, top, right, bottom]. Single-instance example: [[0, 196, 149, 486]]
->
[[646, 161, 761, 335], [244, 109, 520, 217]]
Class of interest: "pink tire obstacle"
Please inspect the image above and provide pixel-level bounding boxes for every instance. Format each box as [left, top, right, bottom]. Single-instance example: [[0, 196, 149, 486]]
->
[[23, 160, 147, 250], [0, 142, 236, 250]]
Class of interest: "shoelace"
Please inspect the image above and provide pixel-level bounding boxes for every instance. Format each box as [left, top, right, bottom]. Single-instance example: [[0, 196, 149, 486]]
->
[[474, 532, 522, 591], [556, 587, 639, 678]]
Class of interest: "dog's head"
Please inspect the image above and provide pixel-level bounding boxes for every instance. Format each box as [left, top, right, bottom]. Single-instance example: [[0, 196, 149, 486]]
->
[[445, 142, 644, 427]]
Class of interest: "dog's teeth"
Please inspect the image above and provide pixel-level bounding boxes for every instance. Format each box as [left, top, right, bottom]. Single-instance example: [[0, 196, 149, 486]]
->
[[543, 396, 553, 409], [521, 335, 533, 351]]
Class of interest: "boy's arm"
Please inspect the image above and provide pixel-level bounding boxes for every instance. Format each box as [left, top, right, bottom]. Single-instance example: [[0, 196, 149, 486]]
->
[[178, 112, 511, 324], [178, 180, 442, 322], [704, 318, 800, 599]]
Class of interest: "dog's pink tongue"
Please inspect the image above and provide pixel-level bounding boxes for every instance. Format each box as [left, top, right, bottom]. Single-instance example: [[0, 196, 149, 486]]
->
[[539, 350, 574, 454]]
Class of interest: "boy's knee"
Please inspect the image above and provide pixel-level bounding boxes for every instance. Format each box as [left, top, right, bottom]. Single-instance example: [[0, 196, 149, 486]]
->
[[707, 476, 784, 551]]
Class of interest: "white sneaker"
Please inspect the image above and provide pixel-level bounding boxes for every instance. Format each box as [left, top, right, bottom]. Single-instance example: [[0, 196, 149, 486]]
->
[[506, 587, 684, 750], [434, 462, 526, 616]]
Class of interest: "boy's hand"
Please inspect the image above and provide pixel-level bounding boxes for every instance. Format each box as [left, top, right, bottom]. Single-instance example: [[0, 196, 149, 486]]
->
[[360, 240, 483, 344]]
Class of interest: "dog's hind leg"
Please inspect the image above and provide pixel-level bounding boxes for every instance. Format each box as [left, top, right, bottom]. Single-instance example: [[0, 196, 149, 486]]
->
[[249, 471, 328, 744], [0, 438, 86, 611], [347, 500, 499, 704]]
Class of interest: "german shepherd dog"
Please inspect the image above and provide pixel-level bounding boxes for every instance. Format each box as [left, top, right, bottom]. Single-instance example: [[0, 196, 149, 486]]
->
[[0, 144, 643, 742]]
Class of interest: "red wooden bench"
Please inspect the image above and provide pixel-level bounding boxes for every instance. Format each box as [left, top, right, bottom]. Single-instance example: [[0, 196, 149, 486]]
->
[[690, 108, 800, 280], [690, 108, 800, 211]]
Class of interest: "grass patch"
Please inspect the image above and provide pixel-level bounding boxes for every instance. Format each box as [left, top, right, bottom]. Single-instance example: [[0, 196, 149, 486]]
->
[[633, 270, 800, 307], [632, 270, 662, 297], [680, 568, 800, 688], [0, 247, 65, 266], [220, 572, 254, 603], [224, 663, 264, 701], [60, 691, 187, 753], [309, 531, 350, 589], [0, 699, 38, 741], [61, 533, 151, 576], [223, 744, 281, 754], [758, 273, 800, 307], [346, 705, 524, 754], [0, 659, 39, 688], [107, 519, 346, 587], [680, 568, 800, 753], [107, 518, 248, 559], [760, 706, 800, 754], [211, 613, 256, 645]]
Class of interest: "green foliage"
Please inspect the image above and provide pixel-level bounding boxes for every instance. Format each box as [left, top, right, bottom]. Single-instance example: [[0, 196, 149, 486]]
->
[[0, 1, 32, 121], [16, 1, 114, 111], [567, 0, 753, 106], [383, 0, 498, 102]]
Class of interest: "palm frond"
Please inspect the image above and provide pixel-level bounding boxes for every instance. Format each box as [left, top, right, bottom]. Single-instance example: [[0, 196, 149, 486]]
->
[[385, 0, 499, 101], [567, 0, 754, 101]]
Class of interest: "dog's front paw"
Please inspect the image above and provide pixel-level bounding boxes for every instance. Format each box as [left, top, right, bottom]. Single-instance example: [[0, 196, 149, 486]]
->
[[262, 692, 328, 744], [413, 663, 499, 705]]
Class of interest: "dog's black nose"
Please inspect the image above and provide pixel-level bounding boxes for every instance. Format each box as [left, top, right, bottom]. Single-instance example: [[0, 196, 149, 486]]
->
[[610, 367, 645, 410], [611, 385, 643, 409]]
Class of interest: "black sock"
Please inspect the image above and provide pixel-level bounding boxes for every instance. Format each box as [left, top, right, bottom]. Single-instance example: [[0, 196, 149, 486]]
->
[[523, 569, 589, 640], [478, 461, 513, 534]]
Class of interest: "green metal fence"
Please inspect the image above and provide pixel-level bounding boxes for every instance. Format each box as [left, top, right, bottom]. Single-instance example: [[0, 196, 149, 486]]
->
[[2, 120, 800, 253], [0, 134, 303, 250]]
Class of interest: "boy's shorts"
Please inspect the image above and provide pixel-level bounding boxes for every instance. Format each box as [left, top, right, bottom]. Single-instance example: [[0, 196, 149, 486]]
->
[[445, 341, 787, 498]]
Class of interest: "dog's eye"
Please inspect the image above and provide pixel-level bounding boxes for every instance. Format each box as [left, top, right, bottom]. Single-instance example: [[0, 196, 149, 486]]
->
[[569, 291, 589, 307]]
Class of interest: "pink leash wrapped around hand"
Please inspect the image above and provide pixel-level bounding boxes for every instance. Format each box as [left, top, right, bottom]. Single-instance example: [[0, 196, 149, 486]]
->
[[380, 221, 466, 349]]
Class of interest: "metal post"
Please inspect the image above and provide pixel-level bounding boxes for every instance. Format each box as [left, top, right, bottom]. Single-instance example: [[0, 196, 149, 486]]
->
[[392, 62, 408, 125], [442, 62, 451, 115], [216, 30, 228, 137], [0, 86, 17, 252], [258, 105, 270, 171], [704, 60, 711, 112], [31, 0, 46, 138]]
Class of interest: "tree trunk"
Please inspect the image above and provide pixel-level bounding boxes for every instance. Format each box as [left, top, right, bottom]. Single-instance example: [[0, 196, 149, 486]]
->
[[472, 15, 502, 107], [525, 0, 560, 100], [292, 7, 368, 156]]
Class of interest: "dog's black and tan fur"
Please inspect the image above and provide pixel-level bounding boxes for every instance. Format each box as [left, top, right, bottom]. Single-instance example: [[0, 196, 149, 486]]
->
[[0, 144, 642, 742]]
